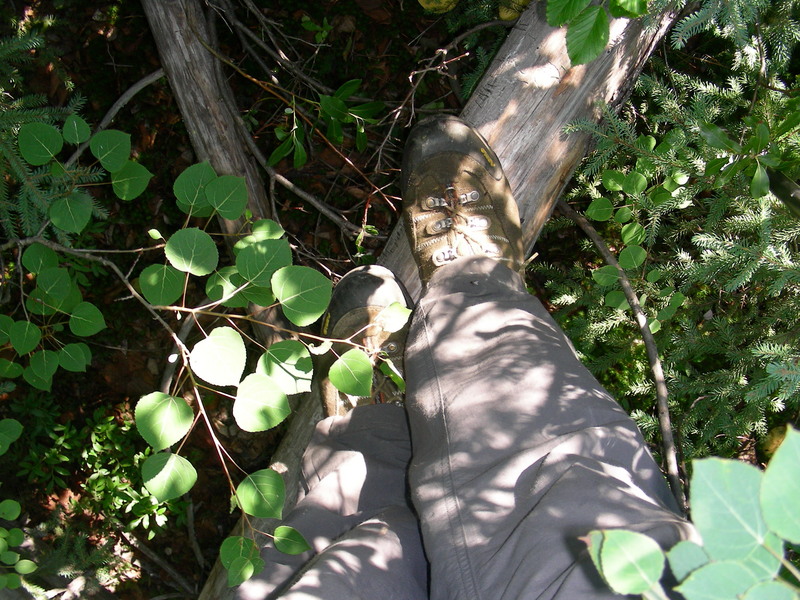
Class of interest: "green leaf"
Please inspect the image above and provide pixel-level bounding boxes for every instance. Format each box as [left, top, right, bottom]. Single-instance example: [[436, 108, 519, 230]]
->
[[236, 239, 292, 287], [609, 0, 647, 18], [698, 122, 741, 153], [165, 228, 219, 276], [0, 314, 11, 344], [36, 267, 71, 301], [21, 243, 59, 274], [5, 529, 23, 547], [319, 94, 350, 122], [750, 163, 770, 199], [592, 264, 619, 286], [0, 500, 21, 521], [586, 197, 614, 221], [173, 162, 216, 215], [546, 0, 591, 26], [667, 540, 709, 582], [69, 302, 106, 336], [189, 326, 247, 387], [50, 190, 93, 233], [329, 348, 373, 397], [139, 264, 185, 305], [621, 223, 645, 245], [235, 469, 285, 519], [614, 207, 632, 223], [136, 392, 194, 451], [272, 266, 332, 327], [256, 340, 313, 395], [63, 114, 91, 144], [205, 267, 249, 308], [676, 561, 760, 600], [601, 170, 625, 191], [226, 556, 258, 588], [0, 359, 23, 379], [333, 78, 361, 100], [268, 136, 294, 166], [0, 419, 23, 457], [18, 123, 63, 165], [566, 5, 609, 65], [220, 536, 261, 569], [205, 175, 248, 220], [14, 559, 36, 575], [377, 302, 412, 333], [760, 426, 800, 543], [604, 290, 630, 311], [619, 245, 646, 269], [23, 366, 52, 391], [691, 458, 773, 563], [89, 130, 130, 172], [58, 343, 91, 373], [742, 581, 800, 600], [29, 349, 59, 380], [10, 321, 41, 354], [233, 219, 286, 253], [233, 373, 291, 432], [622, 171, 647, 195], [112, 161, 153, 201], [273, 526, 311, 555], [142, 452, 197, 502], [585, 529, 665, 595]]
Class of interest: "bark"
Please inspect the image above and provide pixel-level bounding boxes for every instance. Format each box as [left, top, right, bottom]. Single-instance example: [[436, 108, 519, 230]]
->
[[140, 0, 678, 595]]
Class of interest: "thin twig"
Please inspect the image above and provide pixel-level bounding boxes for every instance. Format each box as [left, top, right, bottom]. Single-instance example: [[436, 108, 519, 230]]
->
[[66, 68, 165, 167], [120, 532, 195, 596], [558, 199, 687, 512]]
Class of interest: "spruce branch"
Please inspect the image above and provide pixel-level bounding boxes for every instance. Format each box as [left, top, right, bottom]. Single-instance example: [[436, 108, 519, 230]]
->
[[558, 199, 687, 512]]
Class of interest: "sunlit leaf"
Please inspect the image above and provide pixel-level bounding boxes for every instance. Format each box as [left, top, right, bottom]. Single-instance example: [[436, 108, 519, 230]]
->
[[233, 373, 291, 432], [112, 161, 154, 201], [139, 264, 185, 305], [235, 469, 285, 519], [761, 426, 800, 543], [546, 0, 591, 26], [69, 302, 106, 336], [205, 175, 248, 220], [586, 197, 614, 221], [666, 541, 709, 582], [584, 529, 665, 595], [50, 190, 93, 233], [566, 5, 609, 65], [189, 326, 246, 387], [236, 239, 292, 287], [329, 348, 373, 397], [256, 340, 313, 395], [142, 452, 197, 502], [136, 392, 194, 451], [619, 245, 647, 269], [174, 162, 216, 215], [609, 0, 647, 17], [592, 265, 619, 286], [89, 129, 131, 172], [272, 266, 332, 326], [165, 228, 219, 276], [273, 526, 311, 555]]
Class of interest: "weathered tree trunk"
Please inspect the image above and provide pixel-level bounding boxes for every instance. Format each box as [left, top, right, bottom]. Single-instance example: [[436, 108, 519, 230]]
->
[[140, 0, 676, 596]]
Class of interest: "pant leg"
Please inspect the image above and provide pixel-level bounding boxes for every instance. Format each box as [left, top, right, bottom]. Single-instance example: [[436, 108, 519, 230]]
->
[[405, 257, 697, 600], [238, 404, 428, 600]]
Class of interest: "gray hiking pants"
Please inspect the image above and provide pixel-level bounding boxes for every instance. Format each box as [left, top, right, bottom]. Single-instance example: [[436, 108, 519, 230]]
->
[[238, 257, 695, 600]]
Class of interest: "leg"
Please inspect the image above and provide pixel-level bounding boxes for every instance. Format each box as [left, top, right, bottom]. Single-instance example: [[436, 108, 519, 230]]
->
[[405, 257, 695, 600], [237, 404, 428, 600]]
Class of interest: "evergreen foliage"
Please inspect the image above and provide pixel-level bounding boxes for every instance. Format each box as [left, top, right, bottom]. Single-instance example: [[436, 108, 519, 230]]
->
[[534, 0, 800, 458]]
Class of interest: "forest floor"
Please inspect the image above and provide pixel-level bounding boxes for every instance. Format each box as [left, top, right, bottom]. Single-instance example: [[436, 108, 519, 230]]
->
[[0, 0, 514, 597]]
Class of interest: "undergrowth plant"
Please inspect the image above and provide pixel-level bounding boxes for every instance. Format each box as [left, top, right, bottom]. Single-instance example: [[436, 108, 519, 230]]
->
[[532, 0, 800, 460], [586, 426, 800, 599]]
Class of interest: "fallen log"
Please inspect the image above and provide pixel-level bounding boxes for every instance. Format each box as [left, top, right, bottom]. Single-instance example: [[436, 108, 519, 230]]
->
[[139, 1, 677, 596]]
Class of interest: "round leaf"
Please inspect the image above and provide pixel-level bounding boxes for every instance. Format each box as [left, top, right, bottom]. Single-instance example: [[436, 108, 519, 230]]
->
[[112, 161, 153, 201], [36, 267, 71, 301], [233, 373, 291, 432], [142, 452, 197, 502], [29, 350, 59, 380], [50, 191, 93, 233], [604, 290, 630, 311], [63, 114, 91, 144], [591, 265, 619, 287], [23, 366, 52, 391], [233, 219, 286, 254], [666, 541, 709, 582], [0, 359, 23, 379], [621, 223, 646, 246], [58, 343, 91, 372], [0, 419, 23, 457], [206, 267, 249, 308], [677, 561, 760, 600], [622, 171, 648, 195], [9, 321, 41, 355], [235, 468, 285, 519], [273, 526, 311, 555], [761, 426, 800, 543], [0, 500, 21, 521], [587, 529, 665, 595], [165, 228, 219, 276], [14, 559, 36, 575], [601, 170, 625, 191], [226, 556, 259, 588], [21, 243, 58, 274], [189, 326, 246, 387], [173, 162, 216, 215], [136, 392, 194, 451], [205, 175, 248, 220], [566, 5, 609, 65], [742, 581, 799, 600], [69, 302, 106, 336], [256, 340, 313, 395], [618, 245, 647, 270], [377, 302, 413, 334], [139, 264, 185, 305], [272, 266, 332, 327], [89, 130, 130, 173], [329, 348, 373, 397], [586, 197, 614, 221], [546, 0, 590, 26], [18, 123, 63, 165], [236, 239, 292, 287], [614, 207, 633, 223], [220, 536, 261, 569]]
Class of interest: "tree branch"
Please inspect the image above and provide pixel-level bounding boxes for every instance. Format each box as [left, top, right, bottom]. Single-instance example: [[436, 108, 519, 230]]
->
[[557, 199, 687, 512]]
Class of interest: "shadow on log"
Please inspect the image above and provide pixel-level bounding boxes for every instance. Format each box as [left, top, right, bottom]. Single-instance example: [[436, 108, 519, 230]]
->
[[139, 0, 677, 596]]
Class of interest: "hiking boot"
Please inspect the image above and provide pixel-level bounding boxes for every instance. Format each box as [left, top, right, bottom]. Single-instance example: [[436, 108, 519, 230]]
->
[[401, 115, 524, 283], [319, 265, 412, 417]]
